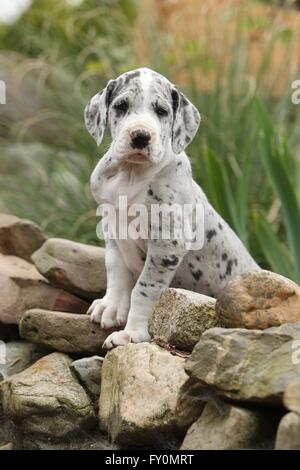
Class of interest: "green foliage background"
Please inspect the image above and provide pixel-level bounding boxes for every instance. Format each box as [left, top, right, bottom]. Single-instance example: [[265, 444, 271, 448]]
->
[[0, 0, 299, 283]]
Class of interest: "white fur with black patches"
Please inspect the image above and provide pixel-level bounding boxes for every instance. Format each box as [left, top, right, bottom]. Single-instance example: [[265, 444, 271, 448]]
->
[[85, 67, 260, 349]]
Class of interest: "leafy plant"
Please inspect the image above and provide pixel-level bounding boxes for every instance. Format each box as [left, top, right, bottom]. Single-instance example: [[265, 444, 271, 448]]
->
[[254, 98, 300, 282]]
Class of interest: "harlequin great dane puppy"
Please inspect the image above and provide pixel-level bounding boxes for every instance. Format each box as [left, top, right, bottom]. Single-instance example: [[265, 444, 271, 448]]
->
[[84, 67, 259, 349]]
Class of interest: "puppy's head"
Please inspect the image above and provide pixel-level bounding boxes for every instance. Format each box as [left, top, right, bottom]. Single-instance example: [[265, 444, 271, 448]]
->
[[84, 67, 201, 164]]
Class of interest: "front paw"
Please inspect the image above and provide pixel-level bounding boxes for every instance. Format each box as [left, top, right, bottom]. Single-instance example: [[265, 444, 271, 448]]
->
[[103, 329, 151, 349], [87, 294, 129, 330]]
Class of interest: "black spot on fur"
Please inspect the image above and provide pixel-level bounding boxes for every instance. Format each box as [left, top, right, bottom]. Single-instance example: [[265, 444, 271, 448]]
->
[[140, 291, 148, 297], [222, 253, 228, 261], [148, 189, 153, 196], [105, 80, 116, 112], [124, 70, 140, 84], [175, 127, 181, 138], [181, 95, 189, 107], [172, 240, 178, 246], [225, 259, 234, 276], [150, 256, 156, 266], [177, 161, 182, 166], [139, 281, 147, 287], [218, 223, 223, 230], [171, 88, 179, 115], [191, 269, 203, 281], [161, 255, 179, 267], [206, 229, 217, 242]]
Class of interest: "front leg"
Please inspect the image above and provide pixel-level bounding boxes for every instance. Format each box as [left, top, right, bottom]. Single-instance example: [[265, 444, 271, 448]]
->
[[87, 239, 134, 329], [103, 239, 186, 348]]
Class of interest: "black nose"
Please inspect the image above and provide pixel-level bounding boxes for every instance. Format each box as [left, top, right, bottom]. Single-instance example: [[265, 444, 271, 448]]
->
[[130, 130, 151, 149]]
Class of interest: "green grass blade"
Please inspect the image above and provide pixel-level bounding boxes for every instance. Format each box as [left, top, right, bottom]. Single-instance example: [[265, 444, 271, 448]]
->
[[254, 211, 296, 280], [254, 98, 300, 282]]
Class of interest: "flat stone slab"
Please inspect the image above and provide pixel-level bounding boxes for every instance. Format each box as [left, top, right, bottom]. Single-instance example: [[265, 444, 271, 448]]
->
[[0, 213, 46, 262], [185, 323, 300, 405], [32, 238, 106, 299], [0, 255, 89, 324], [19, 309, 118, 355]]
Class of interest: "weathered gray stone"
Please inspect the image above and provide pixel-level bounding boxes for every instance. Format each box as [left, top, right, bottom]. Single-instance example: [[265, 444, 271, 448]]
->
[[71, 356, 103, 396], [185, 323, 300, 405], [0, 340, 47, 381], [0, 255, 89, 324], [0, 352, 96, 439], [181, 400, 278, 450], [216, 270, 300, 329], [0, 213, 46, 262], [275, 412, 300, 450], [21, 432, 119, 450], [20, 309, 117, 355], [99, 343, 188, 445], [283, 380, 300, 415], [176, 378, 206, 430], [32, 238, 106, 299], [0, 443, 13, 450], [149, 288, 217, 351]]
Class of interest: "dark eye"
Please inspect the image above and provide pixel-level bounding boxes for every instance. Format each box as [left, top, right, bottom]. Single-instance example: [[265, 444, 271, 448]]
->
[[154, 105, 168, 117], [114, 100, 128, 113]]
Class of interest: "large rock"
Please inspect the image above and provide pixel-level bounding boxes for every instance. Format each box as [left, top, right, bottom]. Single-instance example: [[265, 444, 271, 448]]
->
[[0, 353, 96, 439], [275, 412, 300, 450], [176, 378, 206, 430], [185, 323, 300, 405], [0, 340, 47, 381], [21, 431, 119, 451], [181, 400, 278, 450], [0, 213, 46, 262], [71, 356, 103, 397], [149, 288, 217, 351], [32, 238, 106, 300], [99, 343, 188, 446], [216, 270, 300, 329], [19, 309, 116, 355], [283, 380, 300, 415], [0, 443, 13, 450], [0, 255, 89, 324]]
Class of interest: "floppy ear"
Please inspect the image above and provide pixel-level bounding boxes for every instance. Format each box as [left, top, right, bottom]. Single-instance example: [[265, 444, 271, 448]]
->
[[171, 87, 201, 154], [84, 79, 116, 146]]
